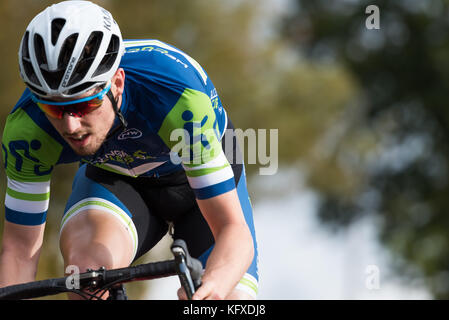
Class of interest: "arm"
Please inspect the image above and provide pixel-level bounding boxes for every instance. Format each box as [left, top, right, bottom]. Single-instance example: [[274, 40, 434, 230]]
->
[[155, 81, 252, 298], [0, 221, 45, 287], [0, 101, 61, 287], [0, 91, 65, 288], [193, 189, 254, 300]]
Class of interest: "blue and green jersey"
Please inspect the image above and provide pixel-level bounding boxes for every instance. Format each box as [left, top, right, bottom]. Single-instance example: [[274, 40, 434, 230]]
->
[[1, 39, 233, 226]]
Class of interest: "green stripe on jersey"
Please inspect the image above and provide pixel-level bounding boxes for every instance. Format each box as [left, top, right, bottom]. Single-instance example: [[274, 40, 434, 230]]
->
[[239, 278, 259, 295], [62, 200, 137, 247], [184, 163, 230, 177], [6, 187, 50, 201]]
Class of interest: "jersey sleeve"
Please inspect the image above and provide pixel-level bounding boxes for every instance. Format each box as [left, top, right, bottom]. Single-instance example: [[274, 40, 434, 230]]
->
[[158, 88, 235, 199], [1, 107, 63, 225]]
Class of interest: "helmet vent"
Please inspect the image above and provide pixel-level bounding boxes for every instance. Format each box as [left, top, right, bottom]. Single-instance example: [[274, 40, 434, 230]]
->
[[35, 33, 66, 90], [67, 31, 103, 86], [21, 31, 30, 59], [51, 18, 66, 46], [27, 83, 47, 97], [58, 33, 79, 70], [66, 81, 98, 96], [21, 31, 41, 86], [34, 33, 48, 68], [92, 34, 119, 77]]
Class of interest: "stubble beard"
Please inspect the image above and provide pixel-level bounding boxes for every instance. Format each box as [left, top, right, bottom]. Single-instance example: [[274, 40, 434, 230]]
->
[[69, 131, 108, 156]]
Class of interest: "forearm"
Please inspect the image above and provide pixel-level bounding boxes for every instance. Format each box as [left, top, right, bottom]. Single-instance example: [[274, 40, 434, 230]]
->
[[201, 223, 254, 299], [0, 221, 45, 288], [189, 188, 254, 300], [0, 248, 40, 287]]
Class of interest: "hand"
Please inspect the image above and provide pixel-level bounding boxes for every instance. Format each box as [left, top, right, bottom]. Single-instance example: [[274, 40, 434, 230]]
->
[[177, 280, 226, 300]]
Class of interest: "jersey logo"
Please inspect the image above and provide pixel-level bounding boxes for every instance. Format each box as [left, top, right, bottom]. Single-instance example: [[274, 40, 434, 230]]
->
[[118, 128, 143, 140], [6, 139, 53, 176], [182, 110, 212, 150]]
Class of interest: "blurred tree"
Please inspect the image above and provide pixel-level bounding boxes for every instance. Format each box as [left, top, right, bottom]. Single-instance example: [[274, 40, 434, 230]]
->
[[283, 0, 449, 298]]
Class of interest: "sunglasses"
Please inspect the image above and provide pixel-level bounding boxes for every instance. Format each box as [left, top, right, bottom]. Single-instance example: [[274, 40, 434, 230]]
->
[[31, 82, 112, 119]]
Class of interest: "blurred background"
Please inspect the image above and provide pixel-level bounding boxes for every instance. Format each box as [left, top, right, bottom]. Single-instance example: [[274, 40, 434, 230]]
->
[[1, 0, 448, 299]]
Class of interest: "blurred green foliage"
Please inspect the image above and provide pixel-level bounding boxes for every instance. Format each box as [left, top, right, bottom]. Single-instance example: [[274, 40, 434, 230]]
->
[[284, 0, 449, 298]]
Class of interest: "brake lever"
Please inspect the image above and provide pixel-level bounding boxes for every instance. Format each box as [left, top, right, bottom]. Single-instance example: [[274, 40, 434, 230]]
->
[[171, 239, 203, 299]]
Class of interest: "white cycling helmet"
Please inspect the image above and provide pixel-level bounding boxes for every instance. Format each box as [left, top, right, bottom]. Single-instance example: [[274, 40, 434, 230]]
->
[[18, 0, 124, 98]]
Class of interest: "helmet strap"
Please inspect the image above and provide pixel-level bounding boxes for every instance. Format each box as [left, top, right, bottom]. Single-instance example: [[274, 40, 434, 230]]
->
[[106, 89, 127, 139]]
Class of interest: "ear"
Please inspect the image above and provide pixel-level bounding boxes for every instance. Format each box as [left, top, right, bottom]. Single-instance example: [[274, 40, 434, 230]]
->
[[111, 68, 125, 97]]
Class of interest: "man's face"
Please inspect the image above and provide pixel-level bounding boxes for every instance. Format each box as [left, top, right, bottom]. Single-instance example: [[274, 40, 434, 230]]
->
[[43, 68, 125, 156], [45, 89, 117, 156]]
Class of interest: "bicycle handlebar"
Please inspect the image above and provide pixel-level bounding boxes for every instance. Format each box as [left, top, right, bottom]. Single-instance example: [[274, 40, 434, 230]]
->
[[0, 277, 68, 300], [0, 239, 204, 300]]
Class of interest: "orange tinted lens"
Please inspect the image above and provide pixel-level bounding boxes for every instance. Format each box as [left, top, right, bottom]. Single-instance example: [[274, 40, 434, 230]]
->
[[68, 98, 104, 116], [37, 98, 103, 119], [84, 97, 103, 109], [37, 103, 64, 119]]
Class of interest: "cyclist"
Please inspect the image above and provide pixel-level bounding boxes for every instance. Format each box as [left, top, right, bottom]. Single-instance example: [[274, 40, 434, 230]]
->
[[0, 1, 258, 300]]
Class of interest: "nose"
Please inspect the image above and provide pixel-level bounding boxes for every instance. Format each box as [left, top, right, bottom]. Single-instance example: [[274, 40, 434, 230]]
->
[[61, 112, 82, 134]]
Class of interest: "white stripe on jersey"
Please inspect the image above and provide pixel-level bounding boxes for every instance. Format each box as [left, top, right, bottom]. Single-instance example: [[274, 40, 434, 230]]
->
[[5, 194, 49, 213], [7, 178, 50, 194]]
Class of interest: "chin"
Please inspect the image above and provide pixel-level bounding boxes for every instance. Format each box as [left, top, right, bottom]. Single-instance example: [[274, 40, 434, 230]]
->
[[67, 134, 106, 156], [76, 149, 97, 157], [72, 147, 97, 157], [70, 141, 102, 157]]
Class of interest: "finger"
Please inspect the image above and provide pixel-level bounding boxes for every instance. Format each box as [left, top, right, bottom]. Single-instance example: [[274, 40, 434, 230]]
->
[[192, 282, 212, 300], [205, 293, 222, 300], [177, 287, 187, 300]]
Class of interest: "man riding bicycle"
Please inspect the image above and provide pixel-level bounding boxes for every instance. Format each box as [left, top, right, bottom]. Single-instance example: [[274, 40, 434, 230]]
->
[[0, 1, 258, 300]]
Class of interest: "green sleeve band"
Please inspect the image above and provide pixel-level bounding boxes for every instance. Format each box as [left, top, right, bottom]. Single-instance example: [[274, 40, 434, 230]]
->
[[6, 187, 50, 201]]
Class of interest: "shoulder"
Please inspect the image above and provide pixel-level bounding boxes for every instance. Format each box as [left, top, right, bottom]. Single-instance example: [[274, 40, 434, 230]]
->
[[120, 39, 209, 92], [4, 89, 62, 145], [2, 89, 76, 181], [118, 40, 227, 142]]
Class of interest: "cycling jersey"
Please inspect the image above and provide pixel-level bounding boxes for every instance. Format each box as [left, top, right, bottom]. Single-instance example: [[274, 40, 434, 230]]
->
[[1, 39, 234, 226]]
